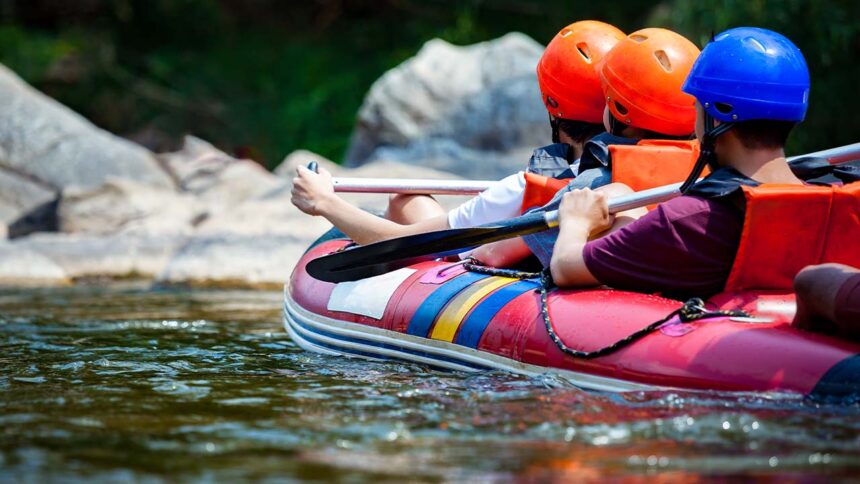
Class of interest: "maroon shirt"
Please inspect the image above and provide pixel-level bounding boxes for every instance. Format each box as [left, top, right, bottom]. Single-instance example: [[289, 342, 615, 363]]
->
[[582, 195, 744, 299]]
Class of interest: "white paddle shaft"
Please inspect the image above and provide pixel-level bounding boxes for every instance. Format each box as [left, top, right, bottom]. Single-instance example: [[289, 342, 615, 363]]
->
[[331, 142, 860, 195]]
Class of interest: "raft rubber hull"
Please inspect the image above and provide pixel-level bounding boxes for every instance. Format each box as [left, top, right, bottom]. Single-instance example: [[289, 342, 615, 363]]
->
[[285, 238, 860, 398]]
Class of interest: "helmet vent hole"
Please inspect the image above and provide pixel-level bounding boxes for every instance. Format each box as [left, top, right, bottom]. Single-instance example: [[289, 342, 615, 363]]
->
[[561, 28, 573, 38], [744, 37, 767, 53], [630, 34, 648, 43], [715, 102, 734, 114], [614, 101, 629, 115], [576, 43, 592, 62], [654, 50, 672, 72]]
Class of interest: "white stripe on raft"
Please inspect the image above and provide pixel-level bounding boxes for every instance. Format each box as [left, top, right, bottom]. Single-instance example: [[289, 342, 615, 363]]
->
[[283, 289, 664, 393]]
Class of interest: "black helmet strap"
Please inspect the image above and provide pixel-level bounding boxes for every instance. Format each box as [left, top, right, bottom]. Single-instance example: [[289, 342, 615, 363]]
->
[[549, 114, 561, 144], [680, 111, 734, 193]]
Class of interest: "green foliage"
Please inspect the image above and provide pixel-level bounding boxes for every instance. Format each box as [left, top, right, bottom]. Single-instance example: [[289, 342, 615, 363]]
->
[[0, 0, 855, 166], [651, 0, 860, 154]]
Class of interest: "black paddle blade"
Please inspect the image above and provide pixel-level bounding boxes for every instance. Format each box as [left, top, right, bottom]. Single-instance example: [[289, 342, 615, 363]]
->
[[306, 211, 551, 283]]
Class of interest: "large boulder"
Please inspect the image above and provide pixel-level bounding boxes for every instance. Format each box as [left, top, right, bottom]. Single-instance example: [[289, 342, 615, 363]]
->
[[0, 64, 174, 191], [0, 166, 58, 237], [160, 136, 285, 208], [58, 178, 201, 236], [157, 235, 311, 289], [16, 233, 186, 280], [344, 33, 547, 179], [0, 242, 69, 286]]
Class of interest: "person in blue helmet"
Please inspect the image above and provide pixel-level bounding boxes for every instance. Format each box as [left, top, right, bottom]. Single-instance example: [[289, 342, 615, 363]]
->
[[547, 27, 860, 299]]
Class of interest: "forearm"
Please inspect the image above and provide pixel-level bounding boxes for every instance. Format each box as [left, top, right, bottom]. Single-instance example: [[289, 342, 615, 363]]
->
[[471, 237, 532, 268], [550, 222, 599, 287], [317, 195, 447, 245]]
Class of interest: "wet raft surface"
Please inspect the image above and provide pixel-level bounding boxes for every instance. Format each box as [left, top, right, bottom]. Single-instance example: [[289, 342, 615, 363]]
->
[[0, 285, 859, 481]]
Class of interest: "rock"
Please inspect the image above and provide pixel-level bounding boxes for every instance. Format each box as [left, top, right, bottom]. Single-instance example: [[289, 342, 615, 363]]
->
[[274, 150, 337, 178], [16, 233, 185, 280], [0, 242, 69, 286], [367, 139, 534, 181], [194, 196, 331, 238], [0, 166, 58, 237], [345, 32, 548, 177], [160, 135, 285, 207], [157, 235, 311, 289], [0, 64, 174, 190], [58, 178, 200, 236]]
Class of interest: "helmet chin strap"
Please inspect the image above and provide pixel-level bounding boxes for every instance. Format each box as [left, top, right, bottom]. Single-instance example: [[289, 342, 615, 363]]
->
[[549, 114, 561, 144], [680, 111, 734, 193], [608, 112, 626, 137]]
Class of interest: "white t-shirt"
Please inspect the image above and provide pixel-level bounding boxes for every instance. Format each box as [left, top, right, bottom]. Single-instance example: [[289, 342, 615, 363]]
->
[[447, 172, 527, 229]]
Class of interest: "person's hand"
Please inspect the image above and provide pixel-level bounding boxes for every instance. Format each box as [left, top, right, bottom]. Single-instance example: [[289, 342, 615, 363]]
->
[[558, 188, 613, 235], [291, 165, 335, 216]]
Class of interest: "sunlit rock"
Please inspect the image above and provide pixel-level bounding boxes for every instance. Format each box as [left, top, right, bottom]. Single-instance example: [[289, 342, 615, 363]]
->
[[157, 234, 311, 289], [0, 64, 174, 190], [15, 233, 185, 280], [345, 33, 547, 179], [159, 136, 285, 208], [0, 242, 69, 285], [0, 166, 57, 237], [58, 178, 201, 236]]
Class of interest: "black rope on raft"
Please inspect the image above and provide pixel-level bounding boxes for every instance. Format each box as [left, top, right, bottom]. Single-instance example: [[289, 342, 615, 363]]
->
[[463, 259, 750, 359]]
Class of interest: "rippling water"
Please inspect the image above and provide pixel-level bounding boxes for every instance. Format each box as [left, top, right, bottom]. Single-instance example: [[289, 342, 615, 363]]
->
[[0, 284, 858, 481]]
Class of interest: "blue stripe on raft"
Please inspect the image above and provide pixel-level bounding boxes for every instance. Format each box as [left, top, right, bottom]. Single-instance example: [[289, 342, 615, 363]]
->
[[406, 272, 491, 337], [454, 279, 540, 348]]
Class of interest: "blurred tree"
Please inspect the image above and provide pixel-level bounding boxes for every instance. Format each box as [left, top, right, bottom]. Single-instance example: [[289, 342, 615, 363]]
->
[[651, 0, 860, 154], [0, 0, 855, 166]]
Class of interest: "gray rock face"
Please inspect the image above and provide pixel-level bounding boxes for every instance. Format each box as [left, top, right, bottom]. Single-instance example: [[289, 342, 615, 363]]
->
[[16, 233, 186, 280], [0, 166, 57, 237], [0, 242, 68, 285], [58, 179, 200, 236], [0, 64, 174, 190], [345, 33, 548, 179], [157, 235, 312, 289], [160, 136, 285, 208]]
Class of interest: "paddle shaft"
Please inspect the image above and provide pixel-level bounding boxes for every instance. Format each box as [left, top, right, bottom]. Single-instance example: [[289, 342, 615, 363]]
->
[[317, 142, 860, 195]]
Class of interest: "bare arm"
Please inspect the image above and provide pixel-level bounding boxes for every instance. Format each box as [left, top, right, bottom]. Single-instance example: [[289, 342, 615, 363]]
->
[[471, 237, 533, 268], [291, 166, 449, 245], [549, 189, 612, 287]]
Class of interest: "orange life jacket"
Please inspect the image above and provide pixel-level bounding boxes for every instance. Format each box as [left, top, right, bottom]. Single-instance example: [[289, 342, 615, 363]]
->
[[724, 182, 860, 292], [609, 139, 701, 192], [520, 139, 701, 213]]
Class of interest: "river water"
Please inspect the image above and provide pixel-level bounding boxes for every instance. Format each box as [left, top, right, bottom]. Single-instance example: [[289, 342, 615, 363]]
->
[[1, 283, 858, 481]]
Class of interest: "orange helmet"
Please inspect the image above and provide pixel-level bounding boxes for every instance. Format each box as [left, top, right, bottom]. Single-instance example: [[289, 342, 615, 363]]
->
[[599, 28, 700, 136], [537, 21, 625, 123]]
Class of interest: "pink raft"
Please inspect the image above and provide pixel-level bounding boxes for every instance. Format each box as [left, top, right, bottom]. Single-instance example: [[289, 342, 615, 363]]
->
[[284, 238, 860, 397]]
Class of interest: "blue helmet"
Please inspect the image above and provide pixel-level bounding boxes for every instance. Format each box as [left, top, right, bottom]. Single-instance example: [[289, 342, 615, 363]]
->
[[682, 27, 810, 123]]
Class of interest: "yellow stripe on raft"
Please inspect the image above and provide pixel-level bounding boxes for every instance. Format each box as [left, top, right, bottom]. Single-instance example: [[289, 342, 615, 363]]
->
[[429, 277, 516, 342]]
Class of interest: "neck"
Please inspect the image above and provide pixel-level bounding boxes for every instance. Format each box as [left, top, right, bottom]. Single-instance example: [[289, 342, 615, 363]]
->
[[716, 138, 801, 185], [558, 133, 584, 161]]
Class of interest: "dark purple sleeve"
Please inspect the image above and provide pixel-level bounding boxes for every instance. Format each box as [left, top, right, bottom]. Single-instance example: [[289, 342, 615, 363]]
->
[[582, 196, 744, 299]]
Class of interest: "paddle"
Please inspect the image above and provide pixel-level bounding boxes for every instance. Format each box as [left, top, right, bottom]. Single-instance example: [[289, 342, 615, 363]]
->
[[306, 143, 860, 283], [304, 161, 496, 195]]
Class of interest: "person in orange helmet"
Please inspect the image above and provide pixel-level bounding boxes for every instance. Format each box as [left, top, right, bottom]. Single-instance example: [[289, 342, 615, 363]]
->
[[474, 28, 702, 267], [291, 21, 626, 246]]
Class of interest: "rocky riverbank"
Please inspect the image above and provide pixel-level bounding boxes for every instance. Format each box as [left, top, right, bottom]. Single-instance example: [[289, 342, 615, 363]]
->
[[0, 33, 546, 288]]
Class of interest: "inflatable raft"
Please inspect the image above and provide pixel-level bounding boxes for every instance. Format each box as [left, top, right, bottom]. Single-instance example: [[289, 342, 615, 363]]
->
[[284, 236, 860, 398]]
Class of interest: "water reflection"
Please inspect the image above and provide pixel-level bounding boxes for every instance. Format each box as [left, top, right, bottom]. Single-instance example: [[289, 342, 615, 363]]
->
[[0, 284, 858, 481]]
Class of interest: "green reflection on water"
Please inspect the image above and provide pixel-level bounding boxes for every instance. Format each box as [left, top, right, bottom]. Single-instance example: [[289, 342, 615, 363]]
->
[[0, 284, 858, 481]]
